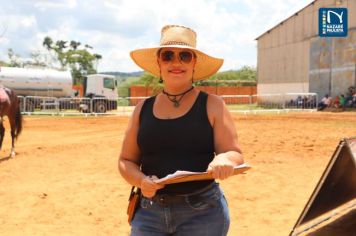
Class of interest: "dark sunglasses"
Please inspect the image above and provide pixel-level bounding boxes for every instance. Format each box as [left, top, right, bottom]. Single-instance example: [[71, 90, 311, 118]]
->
[[159, 50, 195, 63]]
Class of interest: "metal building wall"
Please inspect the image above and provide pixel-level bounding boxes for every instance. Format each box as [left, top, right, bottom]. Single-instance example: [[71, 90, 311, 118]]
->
[[257, 0, 356, 98], [310, 30, 356, 98]]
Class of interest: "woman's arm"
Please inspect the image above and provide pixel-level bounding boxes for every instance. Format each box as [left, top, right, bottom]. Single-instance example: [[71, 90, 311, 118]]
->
[[206, 94, 244, 180], [118, 100, 163, 197]]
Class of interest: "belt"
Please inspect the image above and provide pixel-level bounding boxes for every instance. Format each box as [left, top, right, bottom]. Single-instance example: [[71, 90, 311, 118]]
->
[[148, 182, 216, 206]]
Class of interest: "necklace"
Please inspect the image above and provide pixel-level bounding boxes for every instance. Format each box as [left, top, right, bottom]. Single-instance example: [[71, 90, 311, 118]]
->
[[162, 86, 194, 107]]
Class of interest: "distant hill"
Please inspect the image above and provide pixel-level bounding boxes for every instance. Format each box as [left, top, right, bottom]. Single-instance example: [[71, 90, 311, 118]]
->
[[100, 67, 256, 87], [100, 71, 144, 78]]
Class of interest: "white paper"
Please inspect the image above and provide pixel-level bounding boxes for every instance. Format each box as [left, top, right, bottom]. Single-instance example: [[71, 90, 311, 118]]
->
[[154, 163, 249, 184]]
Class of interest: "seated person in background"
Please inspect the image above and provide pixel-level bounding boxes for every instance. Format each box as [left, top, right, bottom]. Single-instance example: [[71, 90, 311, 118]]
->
[[345, 86, 356, 107], [296, 95, 303, 107], [332, 95, 340, 108], [332, 94, 345, 109], [339, 94, 346, 108], [345, 93, 356, 108], [318, 94, 332, 110], [351, 92, 356, 108]]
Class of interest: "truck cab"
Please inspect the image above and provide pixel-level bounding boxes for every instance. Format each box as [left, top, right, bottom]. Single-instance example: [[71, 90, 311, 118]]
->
[[81, 74, 118, 113], [84, 74, 118, 99]]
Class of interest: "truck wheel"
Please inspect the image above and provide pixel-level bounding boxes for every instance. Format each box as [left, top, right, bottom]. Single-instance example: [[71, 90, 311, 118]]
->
[[82, 108, 91, 113], [94, 101, 107, 113]]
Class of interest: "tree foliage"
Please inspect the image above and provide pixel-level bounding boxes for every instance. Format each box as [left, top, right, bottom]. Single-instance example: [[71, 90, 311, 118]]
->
[[2, 37, 102, 85], [42, 36, 102, 84], [207, 66, 256, 81], [6, 48, 50, 68], [7, 49, 22, 67], [132, 72, 163, 94], [26, 51, 47, 67], [132, 66, 257, 90], [0, 60, 9, 66]]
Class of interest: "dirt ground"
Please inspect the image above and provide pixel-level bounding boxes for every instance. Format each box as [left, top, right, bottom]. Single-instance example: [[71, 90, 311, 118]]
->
[[0, 112, 356, 236]]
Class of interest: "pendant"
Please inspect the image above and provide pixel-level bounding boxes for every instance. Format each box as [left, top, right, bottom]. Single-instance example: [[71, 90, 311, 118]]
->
[[174, 101, 180, 107]]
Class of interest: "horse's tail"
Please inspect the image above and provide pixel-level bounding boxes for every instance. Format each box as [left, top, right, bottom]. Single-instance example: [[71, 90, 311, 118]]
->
[[14, 103, 23, 139]]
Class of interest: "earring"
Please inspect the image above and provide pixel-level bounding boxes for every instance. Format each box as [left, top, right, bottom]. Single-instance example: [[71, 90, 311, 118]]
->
[[159, 70, 163, 83], [191, 70, 195, 83]]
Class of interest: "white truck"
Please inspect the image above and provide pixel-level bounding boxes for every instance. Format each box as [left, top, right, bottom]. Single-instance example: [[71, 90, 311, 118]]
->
[[0, 66, 118, 113]]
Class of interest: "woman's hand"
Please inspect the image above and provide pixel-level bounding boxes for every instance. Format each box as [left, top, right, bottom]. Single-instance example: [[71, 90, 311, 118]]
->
[[207, 154, 235, 180], [140, 175, 164, 198]]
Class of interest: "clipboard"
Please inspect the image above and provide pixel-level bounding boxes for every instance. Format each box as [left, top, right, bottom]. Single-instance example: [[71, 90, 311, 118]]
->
[[154, 163, 251, 185]]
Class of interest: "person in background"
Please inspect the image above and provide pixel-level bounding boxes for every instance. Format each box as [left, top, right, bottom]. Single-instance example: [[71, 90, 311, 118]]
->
[[345, 86, 356, 108], [339, 94, 346, 109], [332, 95, 340, 108], [119, 24, 244, 236], [318, 94, 332, 111]]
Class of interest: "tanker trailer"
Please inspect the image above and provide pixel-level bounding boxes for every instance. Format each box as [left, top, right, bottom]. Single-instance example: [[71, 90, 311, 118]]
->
[[0, 66, 73, 97], [0, 67, 118, 113], [0, 66, 73, 111]]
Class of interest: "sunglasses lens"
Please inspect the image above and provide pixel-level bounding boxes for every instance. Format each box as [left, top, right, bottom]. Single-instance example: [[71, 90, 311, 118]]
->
[[160, 51, 174, 62], [160, 50, 193, 63], [179, 51, 193, 63]]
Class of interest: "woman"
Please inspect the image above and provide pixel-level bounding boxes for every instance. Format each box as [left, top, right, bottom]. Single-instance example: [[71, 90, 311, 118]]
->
[[119, 25, 244, 236]]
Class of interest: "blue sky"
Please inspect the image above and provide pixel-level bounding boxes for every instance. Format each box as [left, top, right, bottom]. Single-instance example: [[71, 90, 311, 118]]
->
[[0, 0, 314, 72]]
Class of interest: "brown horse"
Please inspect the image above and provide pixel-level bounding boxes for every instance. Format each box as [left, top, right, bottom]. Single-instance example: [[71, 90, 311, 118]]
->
[[0, 87, 22, 157]]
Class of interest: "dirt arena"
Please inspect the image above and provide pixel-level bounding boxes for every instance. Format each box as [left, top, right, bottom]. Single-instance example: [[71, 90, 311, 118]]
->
[[0, 112, 356, 236]]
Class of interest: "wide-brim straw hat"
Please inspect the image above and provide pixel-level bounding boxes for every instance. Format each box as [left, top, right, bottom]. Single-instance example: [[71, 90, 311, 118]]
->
[[130, 25, 224, 81]]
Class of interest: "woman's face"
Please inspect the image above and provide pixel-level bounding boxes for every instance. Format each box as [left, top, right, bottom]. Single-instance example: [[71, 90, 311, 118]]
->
[[157, 48, 196, 85]]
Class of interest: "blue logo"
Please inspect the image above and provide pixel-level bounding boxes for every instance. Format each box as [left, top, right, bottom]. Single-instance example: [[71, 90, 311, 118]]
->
[[319, 8, 347, 37]]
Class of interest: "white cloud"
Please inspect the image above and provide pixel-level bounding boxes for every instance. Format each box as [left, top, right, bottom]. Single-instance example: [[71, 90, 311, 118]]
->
[[34, 0, 77, 11], [0, 36, 10, 46], [20, 15, 37, 28], [0, 0, 315, 72]]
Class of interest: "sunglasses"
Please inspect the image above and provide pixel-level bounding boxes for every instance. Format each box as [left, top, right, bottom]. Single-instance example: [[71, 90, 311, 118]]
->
[[159, 50, 195, 64]]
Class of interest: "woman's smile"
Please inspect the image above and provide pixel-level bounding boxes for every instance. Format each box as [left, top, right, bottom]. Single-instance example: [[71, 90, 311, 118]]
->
[[168, 68, 185, 74]]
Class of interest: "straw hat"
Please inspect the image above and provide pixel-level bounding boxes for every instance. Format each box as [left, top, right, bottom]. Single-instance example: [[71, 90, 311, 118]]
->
[[130, 25, 224, 81]]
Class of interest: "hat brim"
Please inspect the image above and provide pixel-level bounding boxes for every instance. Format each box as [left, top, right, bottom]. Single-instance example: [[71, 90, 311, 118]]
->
[[130, 45, 223, 81]]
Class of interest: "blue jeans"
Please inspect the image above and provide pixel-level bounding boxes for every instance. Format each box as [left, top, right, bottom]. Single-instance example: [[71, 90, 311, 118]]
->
[[130, 183, 230, 236]]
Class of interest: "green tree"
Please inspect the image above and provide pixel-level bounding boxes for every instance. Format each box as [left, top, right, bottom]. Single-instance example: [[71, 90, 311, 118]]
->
[[0, 60, 9, 66], [132, 65, 256, 89], [7, 48, 22, 67], [134, 73, 163, 94], [42, 37, 102, 85], [208, 67, 256, 82], [237, 66, 256, 81], [21, 51, 47, 67], [70, 40, 81, 50]]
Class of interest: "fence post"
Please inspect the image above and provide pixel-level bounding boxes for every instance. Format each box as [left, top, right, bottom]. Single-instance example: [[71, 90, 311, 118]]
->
[[249, 95, 252, 110]]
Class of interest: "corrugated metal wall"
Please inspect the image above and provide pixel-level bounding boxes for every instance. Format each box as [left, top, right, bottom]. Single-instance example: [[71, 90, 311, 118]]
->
[[257, 0, 356, 98], [310, 30, 356, 98]]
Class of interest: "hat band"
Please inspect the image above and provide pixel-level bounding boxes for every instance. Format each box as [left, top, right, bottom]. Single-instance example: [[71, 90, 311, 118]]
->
[[161, 41, 194, 47]]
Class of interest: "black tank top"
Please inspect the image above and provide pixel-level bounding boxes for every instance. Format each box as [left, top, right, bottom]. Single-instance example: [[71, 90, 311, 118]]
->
[[138, 91, 215, 195]]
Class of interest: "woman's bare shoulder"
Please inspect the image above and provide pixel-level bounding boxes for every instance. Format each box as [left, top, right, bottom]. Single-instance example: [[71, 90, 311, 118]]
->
[[206, 93, 225, 112], [207, 93, 224, 103], [131, 97, 151, 121], [205, 93, 226, 126]]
